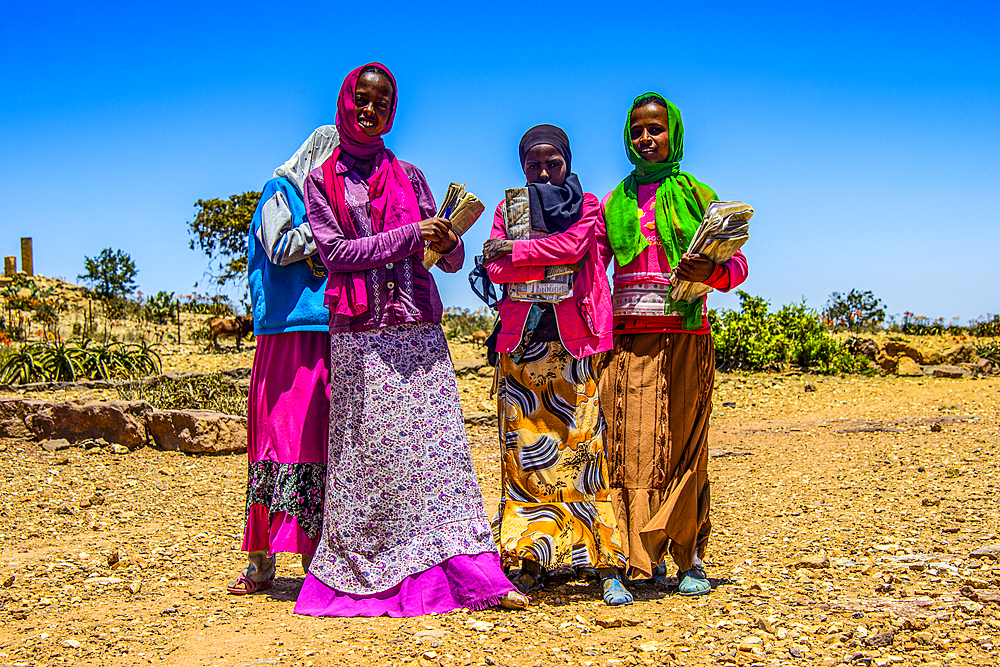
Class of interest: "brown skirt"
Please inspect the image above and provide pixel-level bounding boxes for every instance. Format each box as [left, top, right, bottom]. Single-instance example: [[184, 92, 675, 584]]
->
[[598, 332, 714, 578]]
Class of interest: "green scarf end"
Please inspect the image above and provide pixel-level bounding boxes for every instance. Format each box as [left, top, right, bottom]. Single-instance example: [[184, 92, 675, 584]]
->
[[664, 294, 705, 330]]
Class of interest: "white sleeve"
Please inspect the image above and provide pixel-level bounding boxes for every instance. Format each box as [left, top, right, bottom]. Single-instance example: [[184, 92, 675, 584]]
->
[[255, 191, 318, 266]]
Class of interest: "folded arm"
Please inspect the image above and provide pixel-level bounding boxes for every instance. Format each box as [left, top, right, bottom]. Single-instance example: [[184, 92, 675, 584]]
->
[[484, 202, 545, 284], [510, 195, 599, 267]]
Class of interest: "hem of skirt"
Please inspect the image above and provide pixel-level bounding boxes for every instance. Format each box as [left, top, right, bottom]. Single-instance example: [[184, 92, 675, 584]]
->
[[502, 552, 625, 571], [241, 506, 319, 556], [470, 593, 508, 611], [293, 552, 513, 618]]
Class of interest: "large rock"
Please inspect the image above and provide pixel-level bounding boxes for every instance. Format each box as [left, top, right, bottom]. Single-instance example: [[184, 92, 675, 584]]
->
[[846, 337, 880, 361], [895, 356, 924, 377], [964, 359, 995, 375], [925, 364, 971, 379], [148, 410, 246, 454], [464, 412, 496, 427], [945, 343, 979, 365], [24, 401, 151, 448], [883, 341, 943, 365], [0, 398, 49, 438], [452, 359, 488, 377], [877, 354, 899, 373], [970, 544, 1000, 560]]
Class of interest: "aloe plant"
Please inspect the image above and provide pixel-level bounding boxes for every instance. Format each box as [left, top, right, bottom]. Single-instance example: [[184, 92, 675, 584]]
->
[[0, 339, 162, 384]]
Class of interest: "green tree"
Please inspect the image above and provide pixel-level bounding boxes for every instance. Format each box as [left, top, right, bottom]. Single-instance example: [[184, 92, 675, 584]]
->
[[187, 192, 260, 288], [79, 248, 138, 300], [823, 289, 886, 333]]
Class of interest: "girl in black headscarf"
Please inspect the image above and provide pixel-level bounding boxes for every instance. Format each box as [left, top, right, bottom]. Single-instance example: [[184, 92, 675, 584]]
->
[[481, 125, 633, 606]]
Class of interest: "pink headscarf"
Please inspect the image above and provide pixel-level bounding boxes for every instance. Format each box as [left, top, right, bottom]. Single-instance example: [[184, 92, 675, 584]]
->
[[321, 63, 422, 317]]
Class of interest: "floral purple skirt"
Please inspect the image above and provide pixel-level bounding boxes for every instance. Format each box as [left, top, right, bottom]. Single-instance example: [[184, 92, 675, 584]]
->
[[241, 331, 330, 556], [294, 323, 513, 617]]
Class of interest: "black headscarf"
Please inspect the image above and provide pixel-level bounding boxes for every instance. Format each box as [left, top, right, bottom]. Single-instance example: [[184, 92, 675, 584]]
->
[[518, 124, 584, 234]]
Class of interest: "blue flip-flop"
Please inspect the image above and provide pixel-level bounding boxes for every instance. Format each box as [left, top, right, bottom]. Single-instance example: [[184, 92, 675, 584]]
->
[[602, 576, 634, 606], [677, 565, 711, 596]]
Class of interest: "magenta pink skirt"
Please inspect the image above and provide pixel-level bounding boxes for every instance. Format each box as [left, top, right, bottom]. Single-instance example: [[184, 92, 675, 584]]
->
[[294, 552, 511, 617], [241, 330, 330, 556]]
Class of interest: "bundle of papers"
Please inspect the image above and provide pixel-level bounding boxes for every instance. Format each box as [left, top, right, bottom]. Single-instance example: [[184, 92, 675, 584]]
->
[[669, 200, 753, 303], [504, 187, 573, 303], [422, 182, 486, 270]]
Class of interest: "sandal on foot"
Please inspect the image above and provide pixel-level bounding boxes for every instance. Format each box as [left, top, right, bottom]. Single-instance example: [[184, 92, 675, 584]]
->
[[650, 563, 668, 582], [677, 565, 711, 596], [602, 577, 634, 606], [227, 574, 273, 595], [498, 590, 529, 610]]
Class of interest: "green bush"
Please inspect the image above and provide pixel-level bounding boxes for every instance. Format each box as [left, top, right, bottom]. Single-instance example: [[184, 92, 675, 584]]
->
[[78, 248, 138, 300], [970, 315, 1000, 338], [144, 291, 177, 324], [710, 291, 868, 374], [441, 307, 495, 340], [116, 373, 246, 416], [975, 341, 1000, 365], [179, 293, 235, 317], [1, 275, 63, 338]]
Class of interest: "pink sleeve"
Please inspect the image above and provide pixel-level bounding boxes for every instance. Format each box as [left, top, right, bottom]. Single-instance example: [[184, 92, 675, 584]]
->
[[484, 202, 545, 284], [593, 193, 617, 270], [703, 249, 748, 291], [510, 195, 599, 267]]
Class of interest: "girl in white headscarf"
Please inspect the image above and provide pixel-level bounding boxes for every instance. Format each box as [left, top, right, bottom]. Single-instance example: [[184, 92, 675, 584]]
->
[[228, 126, 340, 594]]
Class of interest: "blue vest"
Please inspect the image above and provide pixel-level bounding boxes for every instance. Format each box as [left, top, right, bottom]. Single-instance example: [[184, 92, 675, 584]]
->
[[247, 177, 329, 335]]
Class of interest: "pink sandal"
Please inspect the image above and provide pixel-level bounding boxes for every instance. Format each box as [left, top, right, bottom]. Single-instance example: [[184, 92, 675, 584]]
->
[[227, 574, 274, 595]]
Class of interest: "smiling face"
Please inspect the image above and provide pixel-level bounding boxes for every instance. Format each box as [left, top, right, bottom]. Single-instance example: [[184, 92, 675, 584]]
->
[[522, 144, 567, 186], [354, 70, 395, 136], [629, 102, 672, 163]]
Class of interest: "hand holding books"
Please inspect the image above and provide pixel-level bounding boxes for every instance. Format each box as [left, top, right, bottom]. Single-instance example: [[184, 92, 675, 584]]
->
[[419, 217, 453, 246], [669, 200, 753, 303], [422, 183, 486, 270]]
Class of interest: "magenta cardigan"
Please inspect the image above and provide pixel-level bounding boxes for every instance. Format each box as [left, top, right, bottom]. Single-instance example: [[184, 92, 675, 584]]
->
[[484, 193, 613, 359]]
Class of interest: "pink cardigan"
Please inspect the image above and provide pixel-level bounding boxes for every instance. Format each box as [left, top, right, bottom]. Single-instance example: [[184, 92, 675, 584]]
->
[[485, 193, 613, 359]]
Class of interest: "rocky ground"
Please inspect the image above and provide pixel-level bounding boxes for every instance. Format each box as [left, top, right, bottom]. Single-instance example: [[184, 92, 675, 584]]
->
[[1, 341, 999, 667]]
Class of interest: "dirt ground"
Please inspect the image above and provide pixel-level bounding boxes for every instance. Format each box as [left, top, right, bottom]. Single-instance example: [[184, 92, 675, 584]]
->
[[1, 340, 999, 667]]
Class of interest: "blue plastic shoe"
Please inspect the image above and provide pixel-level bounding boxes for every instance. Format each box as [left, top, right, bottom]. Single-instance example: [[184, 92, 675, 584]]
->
[[602, 576, 634, 606], [650, 562, 668, 582], [677, 565, 711, 596]]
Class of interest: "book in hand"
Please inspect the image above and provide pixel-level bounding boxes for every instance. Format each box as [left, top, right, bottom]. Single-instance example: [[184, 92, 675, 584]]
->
[[422, 182, 486, 270], [669, 200, 753, 303], [503, 187, 573, 303]]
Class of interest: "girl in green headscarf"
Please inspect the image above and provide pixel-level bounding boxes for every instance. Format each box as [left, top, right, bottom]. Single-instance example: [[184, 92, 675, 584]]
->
[[595, 93, 749, 596]]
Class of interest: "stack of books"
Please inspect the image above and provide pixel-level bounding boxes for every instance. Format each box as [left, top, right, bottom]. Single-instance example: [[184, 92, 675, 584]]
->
[[422, 182, 486, 270], [669, 200, 752, 303], [503, 187, 573, 303]]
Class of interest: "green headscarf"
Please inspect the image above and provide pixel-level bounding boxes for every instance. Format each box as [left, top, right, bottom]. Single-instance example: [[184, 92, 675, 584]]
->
[[605, 93, 717, 329]]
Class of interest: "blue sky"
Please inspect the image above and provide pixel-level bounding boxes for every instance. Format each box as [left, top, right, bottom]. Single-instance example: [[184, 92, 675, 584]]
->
[[2, 1, 997, 323]]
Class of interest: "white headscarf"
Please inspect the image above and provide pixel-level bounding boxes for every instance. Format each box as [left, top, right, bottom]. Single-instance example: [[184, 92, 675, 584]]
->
[[273, 125, 340, 193]]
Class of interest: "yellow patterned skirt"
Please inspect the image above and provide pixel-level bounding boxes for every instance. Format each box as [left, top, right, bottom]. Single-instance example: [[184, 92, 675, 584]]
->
[[491, 341, 625, 570]]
